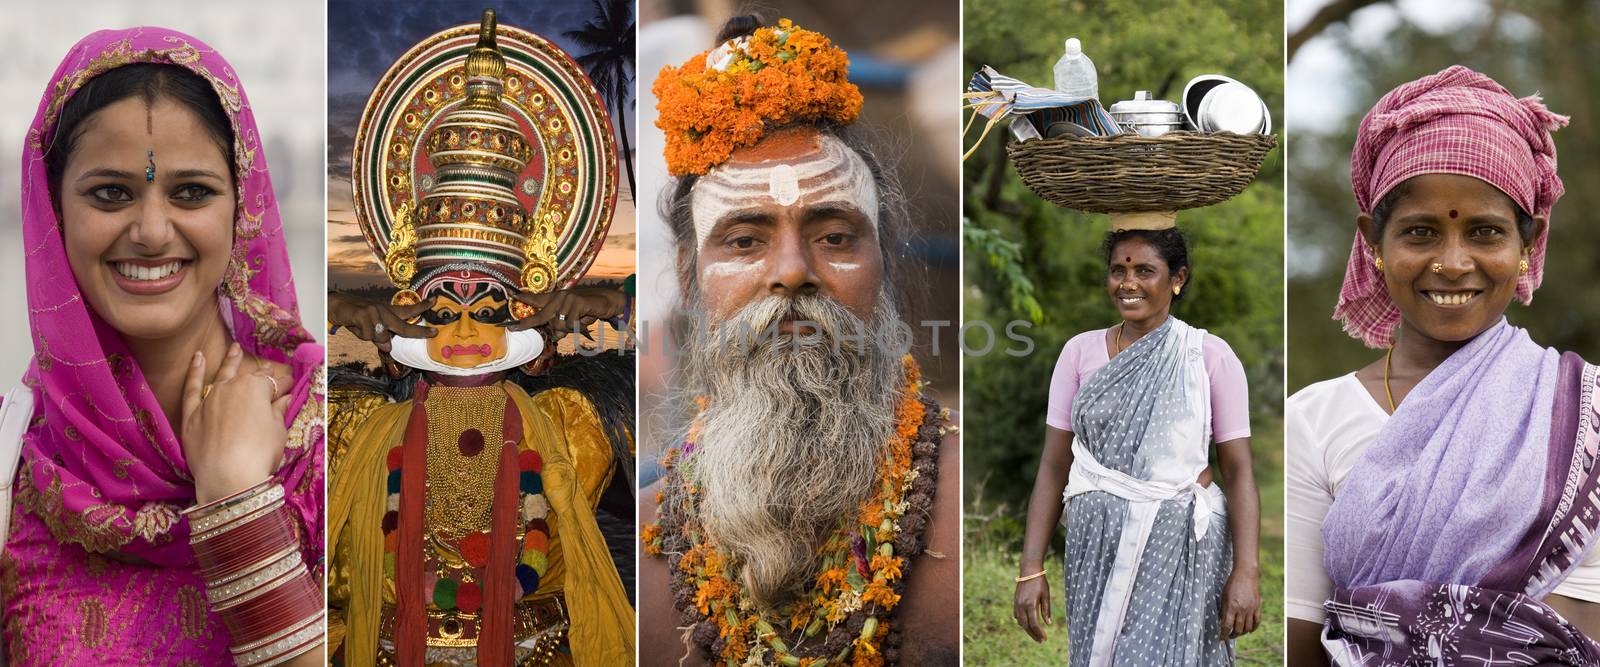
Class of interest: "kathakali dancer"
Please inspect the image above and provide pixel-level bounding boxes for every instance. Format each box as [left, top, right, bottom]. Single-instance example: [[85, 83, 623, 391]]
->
[[1286, 66, 1600, 665], [326, 10, 635, 667], [639, 16, 961, 666]]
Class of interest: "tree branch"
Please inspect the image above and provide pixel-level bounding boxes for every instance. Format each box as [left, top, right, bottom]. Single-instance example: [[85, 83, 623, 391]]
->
[[1288, 0, 1391, 61]]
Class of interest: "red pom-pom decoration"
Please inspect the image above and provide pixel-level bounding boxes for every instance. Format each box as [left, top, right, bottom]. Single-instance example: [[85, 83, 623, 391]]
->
[[456, 580, 482, 613], [518, 449, 542, 473], [458, 428, 485, 456], [460, 531, 492, 568]]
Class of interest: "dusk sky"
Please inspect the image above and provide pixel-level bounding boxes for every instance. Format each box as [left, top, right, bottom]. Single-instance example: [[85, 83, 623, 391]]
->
[[327, 0, 636, 290]]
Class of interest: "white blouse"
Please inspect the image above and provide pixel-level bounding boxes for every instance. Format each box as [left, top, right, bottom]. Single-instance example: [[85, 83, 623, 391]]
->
[[1285, 373, 1600, 622]]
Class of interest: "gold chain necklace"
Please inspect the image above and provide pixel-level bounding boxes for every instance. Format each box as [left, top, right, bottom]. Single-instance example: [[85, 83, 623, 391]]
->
[[1115, 322, 1127, 353], [1382, 346, 1397, 413]]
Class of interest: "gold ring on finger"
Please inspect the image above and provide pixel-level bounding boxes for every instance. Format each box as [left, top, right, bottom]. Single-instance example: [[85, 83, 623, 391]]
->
[[201, 384, 213, 400]]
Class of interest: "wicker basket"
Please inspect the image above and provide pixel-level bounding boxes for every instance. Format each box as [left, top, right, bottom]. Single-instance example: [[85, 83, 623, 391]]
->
[[1006, 131, 1276, 213]]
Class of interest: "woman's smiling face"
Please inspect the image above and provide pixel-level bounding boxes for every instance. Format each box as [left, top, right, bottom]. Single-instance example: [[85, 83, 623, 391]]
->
[[59, 95, 235, 342], [1105, 237, 1185, 323], [1361, 173, 1544, 345]]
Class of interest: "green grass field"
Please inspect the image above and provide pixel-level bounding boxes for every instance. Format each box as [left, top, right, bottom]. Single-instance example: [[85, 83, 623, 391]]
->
[[962, 420, 1285, 666]]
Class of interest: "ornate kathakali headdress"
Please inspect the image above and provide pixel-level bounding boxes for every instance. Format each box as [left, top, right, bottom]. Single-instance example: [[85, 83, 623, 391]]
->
[[354, 9, 617, 305], [654, 18, 863, 176]]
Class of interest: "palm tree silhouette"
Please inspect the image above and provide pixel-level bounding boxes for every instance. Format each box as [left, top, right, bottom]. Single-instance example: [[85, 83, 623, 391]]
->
[[565, 0, 636, 200]]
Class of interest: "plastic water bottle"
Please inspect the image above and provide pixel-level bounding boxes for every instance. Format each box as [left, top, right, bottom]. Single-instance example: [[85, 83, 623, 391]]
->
[[1052, 37, 1098, 101]]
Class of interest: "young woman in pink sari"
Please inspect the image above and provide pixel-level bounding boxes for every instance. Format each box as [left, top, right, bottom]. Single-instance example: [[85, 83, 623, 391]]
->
[[0, 28, 324, 665]]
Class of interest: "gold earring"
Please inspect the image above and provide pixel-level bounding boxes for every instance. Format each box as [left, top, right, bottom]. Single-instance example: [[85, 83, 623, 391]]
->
[[1430, 263, 1443, 274], [1375, 256, 1385, 272], [1519, 259, 1529, 275], [1173, 285, 1182, 296]]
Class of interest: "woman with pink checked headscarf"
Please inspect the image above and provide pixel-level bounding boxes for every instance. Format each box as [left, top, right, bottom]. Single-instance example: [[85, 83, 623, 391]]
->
[[0, 28, 324, 665], [1286, 65, 1600, 666]]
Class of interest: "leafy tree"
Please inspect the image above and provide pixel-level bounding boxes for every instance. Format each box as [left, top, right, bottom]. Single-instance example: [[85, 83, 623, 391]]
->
[[565, 0, 637, 199]]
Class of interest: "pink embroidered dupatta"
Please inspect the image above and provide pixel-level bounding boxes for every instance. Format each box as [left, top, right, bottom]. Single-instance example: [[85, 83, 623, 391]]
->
[[2, 27, 324, 663]]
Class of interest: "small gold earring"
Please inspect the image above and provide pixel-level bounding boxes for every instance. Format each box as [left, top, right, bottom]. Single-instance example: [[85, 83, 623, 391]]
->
[[1430, 263, 1443, 274], [1519, 259, 1530, 275], [1375, 256, 1385, 272], [1173, 285, 1182, 296]]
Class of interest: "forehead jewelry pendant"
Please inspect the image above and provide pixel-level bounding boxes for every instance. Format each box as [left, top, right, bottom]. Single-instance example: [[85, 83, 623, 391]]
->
[[145, 150, 155, 183]]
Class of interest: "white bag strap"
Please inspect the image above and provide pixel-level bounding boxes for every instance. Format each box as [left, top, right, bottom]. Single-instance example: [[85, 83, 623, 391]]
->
[[0, 387, 34, 547]]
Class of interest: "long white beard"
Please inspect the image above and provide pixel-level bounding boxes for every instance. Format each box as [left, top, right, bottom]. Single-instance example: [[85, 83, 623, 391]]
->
[[680, 290, 905, 608]]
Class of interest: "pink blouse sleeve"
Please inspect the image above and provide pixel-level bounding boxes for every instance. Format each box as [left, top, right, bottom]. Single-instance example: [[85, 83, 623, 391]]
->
[[1204, 335, 1251, 443], [1045, 333, 1087, 432]]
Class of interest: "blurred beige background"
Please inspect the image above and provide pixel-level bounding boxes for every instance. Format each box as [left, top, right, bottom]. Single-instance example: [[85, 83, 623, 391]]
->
[[0, 0, 327, 385]]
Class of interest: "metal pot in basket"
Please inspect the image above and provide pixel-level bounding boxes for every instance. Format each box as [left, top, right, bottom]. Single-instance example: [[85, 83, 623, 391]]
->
[[1108, 91, 1185, 137]]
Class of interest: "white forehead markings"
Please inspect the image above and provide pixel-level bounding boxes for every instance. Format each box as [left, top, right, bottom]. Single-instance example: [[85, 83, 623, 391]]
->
[[690, 134, 879, 247], [769, 164, 800, 206], [701, 259, 765, 278]]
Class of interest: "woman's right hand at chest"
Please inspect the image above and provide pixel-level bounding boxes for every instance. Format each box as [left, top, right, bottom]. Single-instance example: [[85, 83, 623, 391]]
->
[[179, 343, 289, 504]]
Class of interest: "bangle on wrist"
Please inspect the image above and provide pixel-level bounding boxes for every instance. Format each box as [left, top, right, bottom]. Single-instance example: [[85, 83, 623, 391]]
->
[[1015, 570, 1047, 583], [186, 483, 325, 666]]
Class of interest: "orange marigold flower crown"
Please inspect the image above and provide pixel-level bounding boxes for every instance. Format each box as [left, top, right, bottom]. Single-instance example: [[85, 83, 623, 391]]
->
[[654, 19, 864, 176]]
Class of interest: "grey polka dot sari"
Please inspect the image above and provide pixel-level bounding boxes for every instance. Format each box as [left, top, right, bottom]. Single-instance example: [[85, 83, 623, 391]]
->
[[1062, 318, 1234, 666]]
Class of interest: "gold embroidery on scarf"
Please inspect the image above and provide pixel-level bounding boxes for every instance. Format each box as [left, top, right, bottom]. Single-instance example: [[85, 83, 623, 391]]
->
[[285, 364, 325, 451], [77, 599, 106, 648], [130, 502, 179, 542], [133, 406, 186, 481], [84, 552, 108, 578], [179, 585, 208, 639], [35, 337, 52, 373], [16, 462, 138, 553]]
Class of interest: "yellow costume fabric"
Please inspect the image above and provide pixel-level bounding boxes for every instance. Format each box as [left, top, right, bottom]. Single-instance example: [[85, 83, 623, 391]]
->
[[327, 384, 634, 666]]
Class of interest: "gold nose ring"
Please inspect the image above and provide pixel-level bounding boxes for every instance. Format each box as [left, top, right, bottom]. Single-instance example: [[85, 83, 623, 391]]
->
[[1430, 263, 1444, 274]]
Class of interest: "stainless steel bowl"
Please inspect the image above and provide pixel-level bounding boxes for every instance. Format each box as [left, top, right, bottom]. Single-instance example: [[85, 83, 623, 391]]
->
[[1182, 74, 1271, 134], [1044, 120, 1096, 138]]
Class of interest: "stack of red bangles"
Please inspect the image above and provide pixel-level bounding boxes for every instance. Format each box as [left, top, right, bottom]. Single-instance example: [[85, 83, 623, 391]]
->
[[184, 479, 325, 666]]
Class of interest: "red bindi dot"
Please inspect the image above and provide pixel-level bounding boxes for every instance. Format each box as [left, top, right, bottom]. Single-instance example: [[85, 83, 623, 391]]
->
[[1448, 209, 1458, 218], [1124, 256, 1132, 262]]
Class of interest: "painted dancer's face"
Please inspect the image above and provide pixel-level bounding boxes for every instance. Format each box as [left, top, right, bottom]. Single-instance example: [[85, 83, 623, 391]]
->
[[689, 128, 884, 329], [420, 286, 511, 368]]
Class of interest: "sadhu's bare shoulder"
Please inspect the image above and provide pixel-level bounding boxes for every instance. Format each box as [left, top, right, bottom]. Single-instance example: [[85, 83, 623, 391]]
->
[[896, 411, 960, 665], [638, 480, 709, 666]]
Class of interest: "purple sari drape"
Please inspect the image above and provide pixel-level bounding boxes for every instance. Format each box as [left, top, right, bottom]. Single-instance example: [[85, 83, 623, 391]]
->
[[0, 27, 324, 664], [1321, 320, 1600, 665]]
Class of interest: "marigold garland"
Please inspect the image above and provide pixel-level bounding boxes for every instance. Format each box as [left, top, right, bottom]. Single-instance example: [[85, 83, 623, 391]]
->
[[654, 18, 864, 176], [644, 356, 948, 665]]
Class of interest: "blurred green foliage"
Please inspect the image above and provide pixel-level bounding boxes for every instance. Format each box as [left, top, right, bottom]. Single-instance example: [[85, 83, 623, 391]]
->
[[1288, 2, 1600, 392]]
